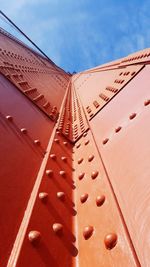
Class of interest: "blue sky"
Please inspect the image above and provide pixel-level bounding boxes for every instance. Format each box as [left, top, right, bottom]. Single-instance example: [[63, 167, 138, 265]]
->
[[0, 0, 150, 72]]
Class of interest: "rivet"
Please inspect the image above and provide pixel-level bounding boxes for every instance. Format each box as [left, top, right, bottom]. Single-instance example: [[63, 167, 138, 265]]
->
[[88, 155, 94, 162], [91, 171, 99, 179], [76, 143, 81, 148], [102, 138, 109, 145], [59, 170, 66, 177], [83, 226, 94, 240], [50, 154, 56, 160], [80, 193, 88, 203], [144, 99, 150, 106], [53, 223, 63, 235], [58, 126, 62, 131], [28, 230, 41, 245], [104, 233, 117, 249], [46, 169, 53, 177], [78, 158, 83, 164], [6, 115, 13, 121], [54, 138, 59, 143], [63, 141, 68, 146], [83, 132, 87, 137], [85, 140, 89, 145], [96, 195, 105, 206], [39, 192, 48, 202], [34, 139, 41, 145], [61, 156, 67, 162], [57, 192, 65, 201], [115, 126, 122, 133], [129, 113, 136, 120], [20, 128, 27, 134], [78, 172, 85, 180], [131, 71, 136, 76]]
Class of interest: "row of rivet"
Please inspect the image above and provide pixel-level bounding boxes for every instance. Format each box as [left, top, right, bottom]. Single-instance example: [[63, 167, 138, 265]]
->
[[75, 133, 118, 250], [0, 65, 68, 89], [122, 52, 150, 63], [102, 99, 150, 145], [82, 226, 117, 250], [72, 89, 88, 140], [84, 67, 142, 120], [1, 64, 60, 120], [27, 133, 75, 252], [5, 115, 41, 145], [28, 227, 117, 249], [80, 193, 105, 206], [0, 47, 69, 86], [27, 130, 118, 253]]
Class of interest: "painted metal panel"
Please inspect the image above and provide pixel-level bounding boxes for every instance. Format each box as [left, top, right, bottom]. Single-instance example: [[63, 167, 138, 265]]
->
[[1, 26, 150, 267], [14, 131, 76, 267], [72, 65, 143, 120], [0, 74, 54, 267], [73, 130, 139, 267], [57, 82, 88, 143], [120, 48, 150, 67], [7, 128, 138, 267], [0, 30, 69, 120], [89, 65, 150, 266]]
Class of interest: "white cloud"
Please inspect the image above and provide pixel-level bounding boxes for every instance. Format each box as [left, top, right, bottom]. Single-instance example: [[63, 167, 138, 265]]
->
[[0, 0, 150, 72]]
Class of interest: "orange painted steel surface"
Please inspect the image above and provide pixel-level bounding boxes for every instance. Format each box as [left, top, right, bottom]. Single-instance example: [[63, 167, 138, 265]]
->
[[88, 66, 150, 266], [0, 28, 150, 267], [16, 132, 76, 267], [0, 73, 54, 267], [72, 65, 144, 120], [73, 131, 138, 267], [0, 29, 69, 121]]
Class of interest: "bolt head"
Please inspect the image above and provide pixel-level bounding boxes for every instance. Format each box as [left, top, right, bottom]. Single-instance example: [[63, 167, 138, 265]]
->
[[59, 170, 66, 177], [85, 140, 89, 145], [39, 192, 48, 202], [78, 158, 83, 164], [34, 139, 41, 145], [50, 154, 56, 160], [57, 192, 65, 201], [83, 226, 94, 240], [6, 115, 13, 121], [129, 113, 136, 120], [88, 155, 94, 162], [46, 169, 53, 177], [144, 99, 150, 106], [54, 138, 59, 143], [102, 138, 109, 145], [21, 128, 27, 134], [96, 195, 105, 206], [115, 126, 122, 133], [104, 233, 117, 249], [53, 223, 63, 235], [61, 156, 67, 162], [28, 230, 41, 245], [91, 171, 99, 179], [83, 132, 87, 137], [80, 193, 88, 203], [76, 143, 81, 149], [63, 141, 68, 146], [78, 172, 85, 180]]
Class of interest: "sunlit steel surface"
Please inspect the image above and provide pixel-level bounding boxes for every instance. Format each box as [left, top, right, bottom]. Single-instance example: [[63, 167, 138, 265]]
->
[[0, 28, 150, 267]]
